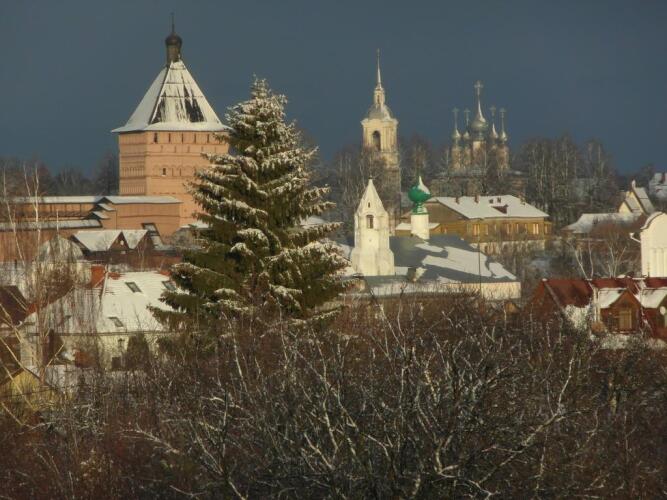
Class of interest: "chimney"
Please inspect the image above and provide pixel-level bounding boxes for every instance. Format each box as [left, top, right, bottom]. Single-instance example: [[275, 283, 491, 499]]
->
[[474, 194, 479, 203], [455, 196, 460, 204]]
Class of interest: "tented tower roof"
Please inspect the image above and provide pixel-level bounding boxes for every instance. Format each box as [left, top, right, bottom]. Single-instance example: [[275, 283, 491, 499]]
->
[[113, 60, 228, 133]]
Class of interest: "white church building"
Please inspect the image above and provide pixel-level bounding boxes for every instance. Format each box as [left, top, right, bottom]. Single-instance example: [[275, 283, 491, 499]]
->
[[343, 179, 521, 300], [640, 212, 667, 277]]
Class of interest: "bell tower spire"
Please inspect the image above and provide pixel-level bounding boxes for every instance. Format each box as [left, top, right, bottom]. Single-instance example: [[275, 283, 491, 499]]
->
[[373, 49, 385, 107]]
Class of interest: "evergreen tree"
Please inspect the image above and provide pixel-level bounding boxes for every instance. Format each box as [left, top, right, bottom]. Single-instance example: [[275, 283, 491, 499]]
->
[[158, 78, 347, 333]]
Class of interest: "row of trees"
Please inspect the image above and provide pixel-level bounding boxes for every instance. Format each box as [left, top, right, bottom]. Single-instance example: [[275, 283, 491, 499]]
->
[[2, 298, 666, 497], [0, 152, 118, 198]]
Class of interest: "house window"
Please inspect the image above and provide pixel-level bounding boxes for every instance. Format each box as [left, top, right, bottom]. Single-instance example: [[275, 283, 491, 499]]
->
[[483, 224, 489, 236], [366, 215, 374, 229], [472, 224, 480, 236], [372, 131, 381, 151], [532, 223, 540, 235], [126, 282, 141, 293], [503, 223, 511, 235], [109, 316, 124, 328], [617, 308, 633, 331], [118, 338, 125, 350]]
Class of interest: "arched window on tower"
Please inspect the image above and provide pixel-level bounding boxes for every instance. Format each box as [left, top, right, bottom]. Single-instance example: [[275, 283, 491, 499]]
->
[[153, 133, 158, 143], [366, 214, 374, 229], [372, 131, 381, 151]]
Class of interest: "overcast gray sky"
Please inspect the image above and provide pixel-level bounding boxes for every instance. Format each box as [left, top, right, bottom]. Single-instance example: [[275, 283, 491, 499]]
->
[[1, 0, 665, 173]]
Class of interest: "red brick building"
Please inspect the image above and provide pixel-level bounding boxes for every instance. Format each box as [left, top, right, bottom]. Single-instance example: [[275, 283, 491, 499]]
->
[[529, 277, 667, 340]]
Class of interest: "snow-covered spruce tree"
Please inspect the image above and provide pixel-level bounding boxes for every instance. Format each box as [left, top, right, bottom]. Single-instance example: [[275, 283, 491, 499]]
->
[[158, 78, 347, 332]]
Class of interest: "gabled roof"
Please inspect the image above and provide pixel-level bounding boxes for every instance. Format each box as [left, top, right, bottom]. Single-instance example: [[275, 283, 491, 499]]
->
[[631, 184, 654, 214], [563, 212, 643, 235], [71, 229, 149, 252], [537, 277, 667, 312], [121, 230, 149, 249], [72, 230, 123, 252], [429, 195, 548, 220], [20, 271, 174, 336], [112, 60, 228, 133]]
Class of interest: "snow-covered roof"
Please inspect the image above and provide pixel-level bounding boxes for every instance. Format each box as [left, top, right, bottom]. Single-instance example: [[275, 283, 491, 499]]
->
[[112, 60, 228, 133], [72, 229, 149, 252], [639, 288, 667, 309], [0, 219, 102, 231], [21, 271, 174, 335], [11, 195, 180, 206], [90, 211, 110, 220], [122, 230, 149, 249], [597, 289, 626, 309], [339, 234, 518, 286], [37, 235, 85, 262], [395, 222, 440, 232], [13, 196, 100, 204], [563, 213, 642, 234], [429, 195, 548, 219], [72, 230, 123, 252], [100, 271, 173, 333], [102, 195, 181, 205], [632, 185, 654, 214]]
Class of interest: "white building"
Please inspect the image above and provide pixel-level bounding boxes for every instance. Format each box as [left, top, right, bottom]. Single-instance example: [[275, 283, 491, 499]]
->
[[20, 269, 175, 369], [345, 179, 521, 300], [640, 212, 667, 277], [350, 179, 395, 276]]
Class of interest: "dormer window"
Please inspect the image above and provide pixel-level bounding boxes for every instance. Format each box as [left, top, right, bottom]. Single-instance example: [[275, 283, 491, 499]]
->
[[126, 282, 141, 293], [366, 215, 374, 229], [109, 316, 124, 328]]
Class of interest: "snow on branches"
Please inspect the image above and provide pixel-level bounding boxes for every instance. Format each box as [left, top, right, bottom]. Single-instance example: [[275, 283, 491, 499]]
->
[[157, 77, 347, 333]]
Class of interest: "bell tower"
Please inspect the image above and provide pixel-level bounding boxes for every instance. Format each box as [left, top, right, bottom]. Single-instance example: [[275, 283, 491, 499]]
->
[[361, 50, 400, 228], [350, 179, 395, 276]]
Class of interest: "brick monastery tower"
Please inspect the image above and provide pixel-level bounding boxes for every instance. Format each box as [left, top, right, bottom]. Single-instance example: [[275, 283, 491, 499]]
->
[[113, 20, 228, 225]]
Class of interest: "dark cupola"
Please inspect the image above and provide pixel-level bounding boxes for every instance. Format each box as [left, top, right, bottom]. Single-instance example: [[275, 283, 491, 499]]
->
[[165, 14, 182, 65]]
